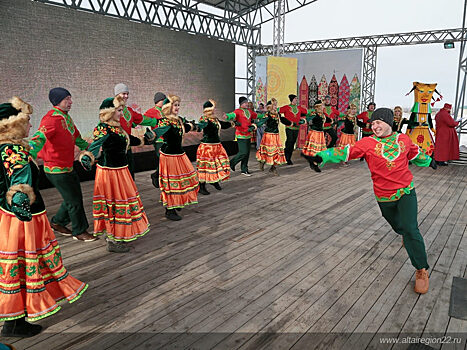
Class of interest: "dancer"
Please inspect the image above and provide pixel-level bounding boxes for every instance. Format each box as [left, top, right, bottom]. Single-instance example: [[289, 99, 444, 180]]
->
[[300, 100, 327, 172], [392, 106, 408, 133], [357, 102, 376, 138], [153, 95, 199, 221], [79, 96, 150, 253], [336, 104, 359, 166], [29, 88, 96, 242], [196, 100, 233, 195], [323, 95, 339, 147], [305, 108, 436, 294], [434, 103, 460, 166], [225, 96, 259, 176], [255, 98, 287, 175], [279, 94, 308, 165], [143, 92, 167, 188], [0, 97, 87, 337], [113, 83, 159, 178]]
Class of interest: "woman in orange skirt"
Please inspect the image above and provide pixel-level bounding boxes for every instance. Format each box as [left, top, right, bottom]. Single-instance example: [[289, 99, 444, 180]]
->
[[256, 98, 287, 175], [79, 96, 149, 253], [0, 97, 87, 337], [196, 100, 233, 195], [153, 95, 199, 221], [301, 100, 328, 172], [336, 104, 359, 166]]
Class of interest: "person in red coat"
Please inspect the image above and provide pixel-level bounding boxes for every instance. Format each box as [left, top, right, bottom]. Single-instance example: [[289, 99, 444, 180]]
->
[[434, 103, 460, 166]]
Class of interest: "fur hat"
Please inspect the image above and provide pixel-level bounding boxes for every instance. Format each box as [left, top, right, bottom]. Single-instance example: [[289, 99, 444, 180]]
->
[[367, 102, 376, 109], [0, 96, 33, 143], [288, 94, 297, 102], [162, 94, 181, 117], [99, 96, 125, 122], [203, 99, 216, 117], [369, 107, 393, 127]]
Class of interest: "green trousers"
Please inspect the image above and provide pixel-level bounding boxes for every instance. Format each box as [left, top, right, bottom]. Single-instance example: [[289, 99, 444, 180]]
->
[[230, 138, 251, 173], [46, 170, 89, 236], [377, 189, 429, 270]]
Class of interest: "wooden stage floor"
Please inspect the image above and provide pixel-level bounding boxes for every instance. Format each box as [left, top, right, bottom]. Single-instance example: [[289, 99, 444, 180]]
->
[[4, 152, 467, 350]]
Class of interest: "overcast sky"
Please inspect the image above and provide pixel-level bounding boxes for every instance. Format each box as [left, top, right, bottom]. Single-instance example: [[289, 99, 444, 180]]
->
[[236, 0, 465, 110]]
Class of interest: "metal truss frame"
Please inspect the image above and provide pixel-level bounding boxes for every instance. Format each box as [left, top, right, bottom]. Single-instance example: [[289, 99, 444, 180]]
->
[[272, 0, 286, 56], [32, 0, 261, 46], [254, 28, 466, 117]]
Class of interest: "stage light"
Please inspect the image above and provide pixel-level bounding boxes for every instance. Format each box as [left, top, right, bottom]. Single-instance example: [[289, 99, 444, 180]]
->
[[444, 41, 455, 49]]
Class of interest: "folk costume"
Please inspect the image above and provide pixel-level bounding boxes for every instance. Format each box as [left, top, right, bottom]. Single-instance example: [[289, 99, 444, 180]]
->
[[308, 108, 435, 295], [255, 99, 287, 175], [80, 97, 149, 253], [301, 101, 328, 172], [29, 88, 94, 242], [113, 83, 159, 178], [153, 95, 199, 221], [405, 82, 442, 156], [392, 106, 408, 133], [278, 94, 308, 165], [434, 103, 460, 165], [323, 96, 340, 147], [225, 96, 259, 176], [356, 102, 376, 138], [337, 111, 357, 148], [0, 97, 87, 337], [196, 100, 232, 195], [143, 92, 167, 188]]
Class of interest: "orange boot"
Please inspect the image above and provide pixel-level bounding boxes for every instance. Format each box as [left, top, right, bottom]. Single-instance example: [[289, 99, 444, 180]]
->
[[414, 269, 429, 294]]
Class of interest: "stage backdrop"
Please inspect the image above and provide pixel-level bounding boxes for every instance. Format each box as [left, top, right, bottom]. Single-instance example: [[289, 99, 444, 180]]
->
[[254, 56, 298, 145], [285, 49, 363, 147]]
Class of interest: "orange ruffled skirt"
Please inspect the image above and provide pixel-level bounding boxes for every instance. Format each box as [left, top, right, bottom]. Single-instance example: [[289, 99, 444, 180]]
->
[[0, 209, 87, 322], [196, 143, 230, 183], [337, 132, 356, 147], [93, 165, 149, 242], [302, 130, 327, 156], [256, 132, 287, 165], [159, 152, 199, 209]]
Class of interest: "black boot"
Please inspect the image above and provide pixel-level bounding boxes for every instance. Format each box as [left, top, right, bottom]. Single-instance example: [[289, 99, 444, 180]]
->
[[199, 182, 210, 195], [211, 182, 222, 191], [150, 171, 159, 188], [1, 317, 43, 338], [165, 208, 182, 221], [301, 153, 321, 173]]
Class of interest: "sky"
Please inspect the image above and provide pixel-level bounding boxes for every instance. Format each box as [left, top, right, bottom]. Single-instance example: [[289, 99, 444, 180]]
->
[[235, 0, 466, 110]]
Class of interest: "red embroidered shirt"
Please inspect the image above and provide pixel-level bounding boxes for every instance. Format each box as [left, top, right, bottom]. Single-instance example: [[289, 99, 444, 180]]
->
[[29, 107, 88, 173]]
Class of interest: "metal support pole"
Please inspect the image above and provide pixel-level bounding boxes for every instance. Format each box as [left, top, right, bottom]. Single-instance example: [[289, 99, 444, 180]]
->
[[361, 46, 377, 112], [454, 0, 467, 140], [272, 0, 285, 56], [247, 46, 257, 104]]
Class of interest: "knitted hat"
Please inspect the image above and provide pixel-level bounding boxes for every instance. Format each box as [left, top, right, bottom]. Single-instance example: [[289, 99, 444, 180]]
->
[[288, 94, 297, 102], [99, 96, 125, 122], [114, 83, 129, 96], [314, 99, 323, 106], [238, 96, 248, 105], [0, 96, 33, 141], [154, 92, 166, 104], [369, 107, 393, 127], [443, 103, 452, 111], [49, 87, 71, 106]]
